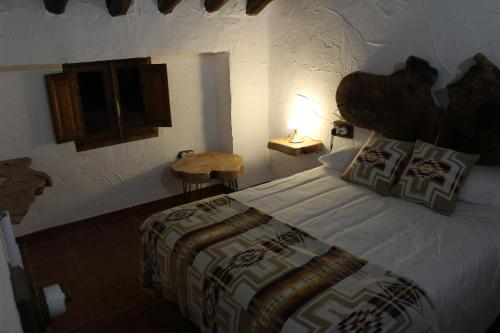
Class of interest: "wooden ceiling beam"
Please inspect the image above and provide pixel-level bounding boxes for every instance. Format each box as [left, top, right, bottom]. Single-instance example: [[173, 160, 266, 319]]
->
[[106, 0, 133, 17], [246, 0, 274, 15], [43, 0, 69, 14], [158, 0, 182, 14], [204, 0, 230, 13]]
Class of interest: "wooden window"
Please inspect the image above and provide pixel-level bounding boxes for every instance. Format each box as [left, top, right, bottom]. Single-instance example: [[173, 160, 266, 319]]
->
[[45, 57, 171, 151]]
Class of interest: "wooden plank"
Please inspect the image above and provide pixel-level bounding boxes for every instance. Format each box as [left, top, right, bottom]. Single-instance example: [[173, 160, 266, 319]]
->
[[106, 0, 133, 16], [246, 0, 274, 15], [141, 64, 172, 127], [268, 137, 323, 156], [205, 0, 230, 12], [65, 61, 122, 148], [45, 72, 85, 143], [0, 158, 52, 225], [438, 53, 500, 165], [158, 0, 182, 14], [43, 0, 69, 14], [336, 56, 441, 143]]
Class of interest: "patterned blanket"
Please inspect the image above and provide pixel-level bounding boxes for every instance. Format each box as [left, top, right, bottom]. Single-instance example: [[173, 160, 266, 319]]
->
[[141, 196, 438, 333]]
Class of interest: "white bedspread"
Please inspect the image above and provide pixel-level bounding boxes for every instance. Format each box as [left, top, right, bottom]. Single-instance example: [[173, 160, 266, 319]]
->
[[231, 166, 500, 333]]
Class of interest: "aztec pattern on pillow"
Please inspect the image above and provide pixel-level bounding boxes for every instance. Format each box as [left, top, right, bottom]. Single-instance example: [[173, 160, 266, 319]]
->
[[391, 140, 479, 216], [341, 133, 414, 195]]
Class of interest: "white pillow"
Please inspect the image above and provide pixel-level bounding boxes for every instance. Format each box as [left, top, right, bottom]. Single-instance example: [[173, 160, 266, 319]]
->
[[459, 165, 500, 208], [319, 146, 360, 172]]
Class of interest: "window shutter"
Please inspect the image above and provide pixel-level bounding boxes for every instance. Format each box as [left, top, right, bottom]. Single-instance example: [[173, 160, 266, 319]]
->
[[141, 64, 172, 127], [45, 73, 84, 143]]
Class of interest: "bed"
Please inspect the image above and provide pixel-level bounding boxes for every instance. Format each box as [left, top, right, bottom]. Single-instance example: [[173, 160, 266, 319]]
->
[[141, 54, 500, 333], [232, 167, 500, 333], [141, 165, 500, 333]]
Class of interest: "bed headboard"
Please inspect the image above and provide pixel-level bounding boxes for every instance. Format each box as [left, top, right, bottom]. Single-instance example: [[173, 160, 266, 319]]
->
[[335, 53, 500, 166], [437, 54, 500, 165]]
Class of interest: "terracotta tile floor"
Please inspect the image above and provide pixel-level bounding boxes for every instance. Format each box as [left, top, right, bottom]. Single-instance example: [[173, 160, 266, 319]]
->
[[16, 188, 218, 333], [17, 185, 500, 333]]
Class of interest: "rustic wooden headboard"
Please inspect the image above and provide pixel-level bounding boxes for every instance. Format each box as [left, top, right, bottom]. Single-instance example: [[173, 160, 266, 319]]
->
[[437, 54, 500, 165], [335, 53, 500, 165]]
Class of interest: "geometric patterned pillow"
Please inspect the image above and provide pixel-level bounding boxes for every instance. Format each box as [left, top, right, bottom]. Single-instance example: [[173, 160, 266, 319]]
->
[[341, 133, 414, 196], [391, 140, 479, 216]]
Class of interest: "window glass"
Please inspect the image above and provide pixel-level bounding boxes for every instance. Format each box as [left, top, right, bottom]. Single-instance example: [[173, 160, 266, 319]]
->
[[116, 66, 146, 128], [77, 71, 111, 134]]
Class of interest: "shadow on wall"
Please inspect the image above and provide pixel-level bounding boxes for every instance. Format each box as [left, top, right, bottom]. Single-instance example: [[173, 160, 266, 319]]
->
[[198, 52, 233, 153], [215, 52, 233, 153], [78, 163, 182, 216], [161, 166, 184, 193]]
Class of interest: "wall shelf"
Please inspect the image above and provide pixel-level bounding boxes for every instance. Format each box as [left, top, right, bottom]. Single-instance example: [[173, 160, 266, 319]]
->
[[268, 137, 323, 156]]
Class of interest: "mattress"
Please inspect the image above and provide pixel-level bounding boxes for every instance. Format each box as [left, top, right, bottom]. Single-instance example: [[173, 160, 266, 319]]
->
[[231, 166, 500, 333]]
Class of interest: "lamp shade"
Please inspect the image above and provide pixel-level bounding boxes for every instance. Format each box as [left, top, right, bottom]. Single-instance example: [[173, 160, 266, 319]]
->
[[287, 95, 309, 130]]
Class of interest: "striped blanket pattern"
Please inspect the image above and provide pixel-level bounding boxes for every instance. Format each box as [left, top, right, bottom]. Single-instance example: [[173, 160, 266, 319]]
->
[[141, 195, 438, 333]]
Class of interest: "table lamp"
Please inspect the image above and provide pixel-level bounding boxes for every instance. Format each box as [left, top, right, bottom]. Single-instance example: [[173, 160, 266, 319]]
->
[[287, 94, 314, 143]]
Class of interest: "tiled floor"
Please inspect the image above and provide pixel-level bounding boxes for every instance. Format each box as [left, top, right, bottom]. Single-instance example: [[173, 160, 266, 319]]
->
[[16, 187, 225, 333], [16, 185, 500, 333]]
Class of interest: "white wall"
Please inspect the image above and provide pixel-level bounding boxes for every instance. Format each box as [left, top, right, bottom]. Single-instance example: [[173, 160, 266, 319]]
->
[[268, 0, 500, 178], [0, 54, 224, 235], [4, 0, 500, 234], [0, 0, 271, 236]]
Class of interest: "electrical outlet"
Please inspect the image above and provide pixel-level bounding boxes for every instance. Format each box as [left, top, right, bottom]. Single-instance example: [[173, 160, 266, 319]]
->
[[333, 120, 354, 139], [177, 150, 194, 160]]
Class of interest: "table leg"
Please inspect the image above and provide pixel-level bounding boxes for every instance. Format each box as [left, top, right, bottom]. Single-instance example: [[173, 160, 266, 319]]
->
[[227, 180, 239, 192], [182, 180, 187, 202]]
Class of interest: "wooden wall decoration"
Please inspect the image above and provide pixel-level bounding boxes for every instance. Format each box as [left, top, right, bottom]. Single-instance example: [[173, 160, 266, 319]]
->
[[437, 53, 500, 165], [106, 0, 133, 16], [246, 0, 274, 15], [0, 158, 52, 225], [205, 0, 231, 13], [336, 56, 442, 143], [43, 0, 69, 14], [158, 0, 182, 14]]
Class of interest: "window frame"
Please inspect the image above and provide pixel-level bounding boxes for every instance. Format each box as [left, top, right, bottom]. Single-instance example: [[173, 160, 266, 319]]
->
[[60, 57, 161, 152]]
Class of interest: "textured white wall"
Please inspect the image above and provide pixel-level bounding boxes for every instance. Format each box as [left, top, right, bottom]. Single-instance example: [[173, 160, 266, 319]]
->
[[1, 54, 229, 235], [4, 0, 500, 234], [268, 0, 500, 178], [0, 0, 271, 235]]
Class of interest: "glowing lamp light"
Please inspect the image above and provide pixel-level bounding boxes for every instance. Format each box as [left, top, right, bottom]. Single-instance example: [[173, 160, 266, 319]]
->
[[287, 94, 320, 143], [288, 129, 303, 144]]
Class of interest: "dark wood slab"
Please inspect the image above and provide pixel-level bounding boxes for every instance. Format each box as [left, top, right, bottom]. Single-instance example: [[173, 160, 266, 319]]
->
[[158, 0, 182, 14], [106, 0, 133, 16], [0, 158, 52, 225], [205, 0, 230, 12], [246, 0, 274, 15], [336, 56, 442, 143], [438, 53, 500, 165], [43, 0, 69, 14]]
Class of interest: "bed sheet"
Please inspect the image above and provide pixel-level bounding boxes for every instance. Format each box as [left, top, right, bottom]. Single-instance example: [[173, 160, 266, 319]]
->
[[231, 166, 500, 333]]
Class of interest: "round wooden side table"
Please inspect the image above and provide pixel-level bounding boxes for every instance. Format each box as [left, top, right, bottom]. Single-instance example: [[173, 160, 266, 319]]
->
[[170, 152, 244, 201]]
